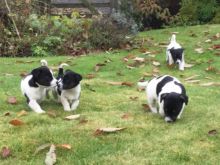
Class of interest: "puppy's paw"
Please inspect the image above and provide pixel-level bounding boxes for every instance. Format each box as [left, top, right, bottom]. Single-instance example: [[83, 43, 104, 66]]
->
[[35, 110, 46, 114]]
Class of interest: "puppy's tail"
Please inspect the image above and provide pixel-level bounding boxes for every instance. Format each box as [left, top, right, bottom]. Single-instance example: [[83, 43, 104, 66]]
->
[[40, 59, 48, 66], [59, 63, 69, 69], [58, 63, 69, 79], [137, 81, 148, 89], [170, 34, 176, 43]]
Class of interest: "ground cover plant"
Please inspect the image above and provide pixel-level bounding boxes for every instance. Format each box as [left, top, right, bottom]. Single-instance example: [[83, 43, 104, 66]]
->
[[1, 25, 220, 164]]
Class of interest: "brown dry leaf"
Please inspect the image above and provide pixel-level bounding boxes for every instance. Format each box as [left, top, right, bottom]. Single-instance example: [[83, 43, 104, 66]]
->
[[94, 63, 106, 72], [7, 96, 17, 104], [121, 82, 134, 87], [152, 61, 160, 66], [1, 147, 11, 158], [94, 127, 126, 136], [208, 129, 217, 136], [20, 72, 28, 78], [143, 72, 152, 77], [17, 110, 28, 117], [186, 80, 200, 84], [152, 68, 160, 73], [200, 82, 220, 87], [195, 48, 204, 54], [9, 119, 24, 126], [47, 111, 57, 118], [56, 144, 72, 150], [184, 75, 200, 81], [213, 44, 220, 49], [65, 114, 80, 120], [34, 143, 51, 155], [78, 118, 88, 124], [106, 81, 122, 86], [124, 54, 136, 59], [129, 96, 139, 101], [85, 74, 96, 79], [121, 113, 131, 119], [4, 112, 10, 116], [172, 32, 179, 34], [184, 63, 194, 68], [133, 57, 145, 63], [126, 65, 135, 69], [45, 144, 56, 165], [142, 104, 151, 112], [205, 66, 217, 73]]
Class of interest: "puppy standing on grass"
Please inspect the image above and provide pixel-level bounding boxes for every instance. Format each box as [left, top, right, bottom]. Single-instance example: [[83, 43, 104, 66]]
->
[[166, 34, 185, 71], [20, 60, 57, 113], [54, 64, 82, 111], [138, 75, 188, 122]]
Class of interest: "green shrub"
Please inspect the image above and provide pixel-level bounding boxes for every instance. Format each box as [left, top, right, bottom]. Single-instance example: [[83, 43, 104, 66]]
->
[[88, 17, 130, 49], [177, 0, 218, 25]]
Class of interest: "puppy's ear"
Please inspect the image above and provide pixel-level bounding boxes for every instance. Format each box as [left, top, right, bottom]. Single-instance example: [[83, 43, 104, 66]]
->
[[31, 68, 41, 80], [160, 93, 168, 103], [76, 74, 82, 82], [180, 94, 188, 105]]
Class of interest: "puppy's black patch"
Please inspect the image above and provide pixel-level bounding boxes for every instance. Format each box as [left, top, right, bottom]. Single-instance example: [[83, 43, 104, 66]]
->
[[156, 76, 174, 96], [163, 92, 185, 121], [62, 70, 82, 90], [30, 66, 53, 87], [169, 48, 184, 63]]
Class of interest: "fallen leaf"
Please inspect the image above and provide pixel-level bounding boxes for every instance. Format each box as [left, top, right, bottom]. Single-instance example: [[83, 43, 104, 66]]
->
[[126, 65, 135, 69], [78, 118, 88, 124], [184, 63, 194, 68], [184, 75, 200, 81], [20, 72, 28, 78], [47, 111, 57, 118], [65, 114, 80, 120], [85, 74, 96, 79], [1, 147, 11, 158], [213, 44, 220, 49], [185, 80, 200, 84], [205, 39, 212, 43], [94, 127, 126, 136], [143, 72, 152, 77], [56, 144, 71, 150], [121, 82, 134, 87], [45, 144, 56, 165], [129, 96, 139, 101], [34, 143, 51, 155], [195, 48, 204, 54], [94, 63, 106, 72], [133, 57, 145, 63], [121, 113, 131, 119], [200, 82, 220, 87], [142, 104, 151, 112], [9, 119, 24, 126], [208, 129, 217, 136], [17, 110, 28, 117], [7, 96, 17, 104], [205, 66, 218, 73], [4, 112, 10, 116], [172, 32, 179, 34], [4, 73, 14, 76], [152, 61, 160, 66], [106, 81, 122, 86], [152, 68, 160, 73]]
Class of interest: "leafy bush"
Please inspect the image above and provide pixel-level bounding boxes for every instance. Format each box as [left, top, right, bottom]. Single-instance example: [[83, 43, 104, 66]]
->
[[177, 0, 218, 25], [88, 17, 131, 49]]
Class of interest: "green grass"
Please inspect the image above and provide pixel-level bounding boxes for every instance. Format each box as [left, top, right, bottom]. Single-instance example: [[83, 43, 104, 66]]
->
[[1, 24, 220, 165]]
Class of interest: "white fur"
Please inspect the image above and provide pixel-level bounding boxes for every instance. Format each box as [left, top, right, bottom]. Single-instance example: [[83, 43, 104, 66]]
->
[[138, 75, 186, 121], [21, 75, 57, 113], [166, 34, 185, 70], [40, 59, 48, 66], [59, 84, 81, 111]]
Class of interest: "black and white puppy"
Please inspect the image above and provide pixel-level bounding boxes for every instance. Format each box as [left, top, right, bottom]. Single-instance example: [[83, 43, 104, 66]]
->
[[20, 60, 57, 113], [166, 34, 185, 71], [138, 75, 188, 122], [54, 64, 82, 111]]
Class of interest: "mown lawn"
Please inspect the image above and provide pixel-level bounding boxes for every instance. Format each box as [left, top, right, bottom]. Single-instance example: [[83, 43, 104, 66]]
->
[[1, 24, 220, 165]]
